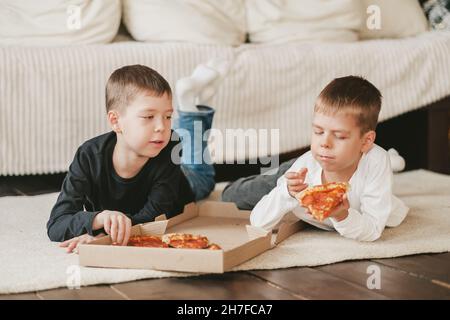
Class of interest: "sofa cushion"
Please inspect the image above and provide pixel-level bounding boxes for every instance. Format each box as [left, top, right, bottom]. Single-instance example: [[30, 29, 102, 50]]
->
[[1, 31, 450, 175], [359, 0, 429, 39], [420, 0, 450, 30], [0, 0, 121, 46], [122, 0, 246, 46], [245, 0, 364, 43]]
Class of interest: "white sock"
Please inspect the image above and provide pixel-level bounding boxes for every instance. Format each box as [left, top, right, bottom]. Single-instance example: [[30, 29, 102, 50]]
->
[[176, 64, 219, 112], [388, 148, 406, 173], [198, 58, 232, 105], [176, 57, 232, 111]]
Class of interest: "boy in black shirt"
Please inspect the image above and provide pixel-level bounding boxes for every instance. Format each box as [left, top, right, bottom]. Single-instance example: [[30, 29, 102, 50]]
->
[[47, 62, 228, 253]]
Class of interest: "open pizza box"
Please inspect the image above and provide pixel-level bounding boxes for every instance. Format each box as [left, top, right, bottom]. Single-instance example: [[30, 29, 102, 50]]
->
[[78, 201, 306, 273]]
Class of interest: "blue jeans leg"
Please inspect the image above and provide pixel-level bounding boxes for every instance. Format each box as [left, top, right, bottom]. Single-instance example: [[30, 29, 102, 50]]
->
[[173, 105, 216, 201]]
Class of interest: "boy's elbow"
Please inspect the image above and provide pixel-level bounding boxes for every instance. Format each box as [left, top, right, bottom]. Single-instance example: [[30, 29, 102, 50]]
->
[[339, 227, 383, 242], [250, 214, 262, 229], [47, 229, 59, 242], [250, 213, 273, 232], [47, 227, 59, 242], [250, 212, 262, 228], [46, 221, 64, 242]]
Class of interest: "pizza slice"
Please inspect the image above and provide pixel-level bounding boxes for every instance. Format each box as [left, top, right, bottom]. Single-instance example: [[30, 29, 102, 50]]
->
[[162, 233, 210, 249], [127, 235, 169, 248], [295, 182, 350, 222]]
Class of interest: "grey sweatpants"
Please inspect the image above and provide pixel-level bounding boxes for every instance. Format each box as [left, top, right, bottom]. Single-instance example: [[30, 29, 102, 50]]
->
[[221, 158, 297, 210]]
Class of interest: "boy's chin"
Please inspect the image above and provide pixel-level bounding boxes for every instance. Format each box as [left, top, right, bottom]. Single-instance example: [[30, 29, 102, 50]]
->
[[140, 149, 163, 158], [319, 163, 334, 172], [317, 160, 339, 172], [138, 141, 170, 158]]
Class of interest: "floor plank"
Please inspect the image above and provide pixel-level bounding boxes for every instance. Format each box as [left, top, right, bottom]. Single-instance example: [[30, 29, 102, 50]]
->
[[0, 177, 21, 197], [426, 252, 450, 263], [250, 267, 388, 300], [37, 285, 126, 300], [4, 174, 64, 196], [0, 292, 41, 300], [373, 254, 450, 284], [317, 260, 450, 299], [111, 272, 298, 300]]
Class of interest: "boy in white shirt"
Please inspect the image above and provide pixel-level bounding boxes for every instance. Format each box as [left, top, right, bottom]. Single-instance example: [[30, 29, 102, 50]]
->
[[248, 76, 409, 242]]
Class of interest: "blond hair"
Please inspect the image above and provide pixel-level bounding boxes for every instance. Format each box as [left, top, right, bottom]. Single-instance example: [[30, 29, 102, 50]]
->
[[314, 76, 382, 134]]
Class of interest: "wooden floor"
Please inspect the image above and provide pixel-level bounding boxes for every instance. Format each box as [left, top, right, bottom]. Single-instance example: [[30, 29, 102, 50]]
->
[[0, 174, 449, 300]]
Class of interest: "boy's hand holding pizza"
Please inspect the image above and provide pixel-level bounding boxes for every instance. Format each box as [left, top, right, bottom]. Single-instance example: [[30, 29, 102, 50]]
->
[[285, 168, 308, 198], [325, 194, 350, 222], [296, 182, 350, 222]]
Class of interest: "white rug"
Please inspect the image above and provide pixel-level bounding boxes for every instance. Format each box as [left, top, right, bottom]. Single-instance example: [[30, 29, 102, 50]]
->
[[0, 170, 449, 294]]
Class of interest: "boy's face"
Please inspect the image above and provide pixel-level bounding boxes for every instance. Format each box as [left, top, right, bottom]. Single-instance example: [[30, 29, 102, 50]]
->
[[114, 91, 173, 158], [310, 111, 374, 174]]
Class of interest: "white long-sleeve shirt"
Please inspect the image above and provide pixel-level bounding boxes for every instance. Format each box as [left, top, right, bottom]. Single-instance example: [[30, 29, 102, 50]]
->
[[250, 144, 409, 242]]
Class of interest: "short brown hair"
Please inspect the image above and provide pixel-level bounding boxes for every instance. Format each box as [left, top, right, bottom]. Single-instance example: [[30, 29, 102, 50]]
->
[[314, 76, 382, 134], [105, 64, 172, 113]]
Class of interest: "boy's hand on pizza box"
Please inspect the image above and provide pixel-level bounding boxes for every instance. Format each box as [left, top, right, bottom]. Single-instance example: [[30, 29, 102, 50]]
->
[[93, 210, 131, 246], [326, 193, 350, 222], [60, 232, 106, 254], [285, 168, 308, 198]]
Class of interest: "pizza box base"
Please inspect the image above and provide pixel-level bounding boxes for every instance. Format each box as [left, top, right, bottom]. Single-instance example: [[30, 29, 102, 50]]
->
[[78, 201, 304, 274]]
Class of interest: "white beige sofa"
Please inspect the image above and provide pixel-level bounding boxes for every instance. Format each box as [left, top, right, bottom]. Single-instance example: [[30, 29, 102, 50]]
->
[[1, 0, 449, 175]]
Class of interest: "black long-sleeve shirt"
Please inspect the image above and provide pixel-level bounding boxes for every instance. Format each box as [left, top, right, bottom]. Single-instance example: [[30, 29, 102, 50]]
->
[[46, 131, 195, 241]]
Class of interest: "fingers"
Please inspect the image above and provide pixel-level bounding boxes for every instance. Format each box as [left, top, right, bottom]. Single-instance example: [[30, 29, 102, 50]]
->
[[286, 177, 307, 192], [297, 167, 308, 179], [285, 168, 308, 185], [110, 217, 118, 244], [284, 172, 300, 180], [116, 216, 132, 246], [73, 236, 94, 254], [116, 216, 126, 245], [288, 180, 308, 189], [289, 184, 308, 193], [285, 168, 309, 198], [59, 239, 71, 248], [61, 234, 98, 254], [287, 178, 306, 187], [67, 240, 78, 253], [284, 168, 307, 178], [61, 236, 79, 250], [122, 218, 132, 246], [342, 193, 350, 209], [104, 215, 111, 235], [95, 232, 107, 239], [73, 241, 83, 255], [102, 212, 130, 245]]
